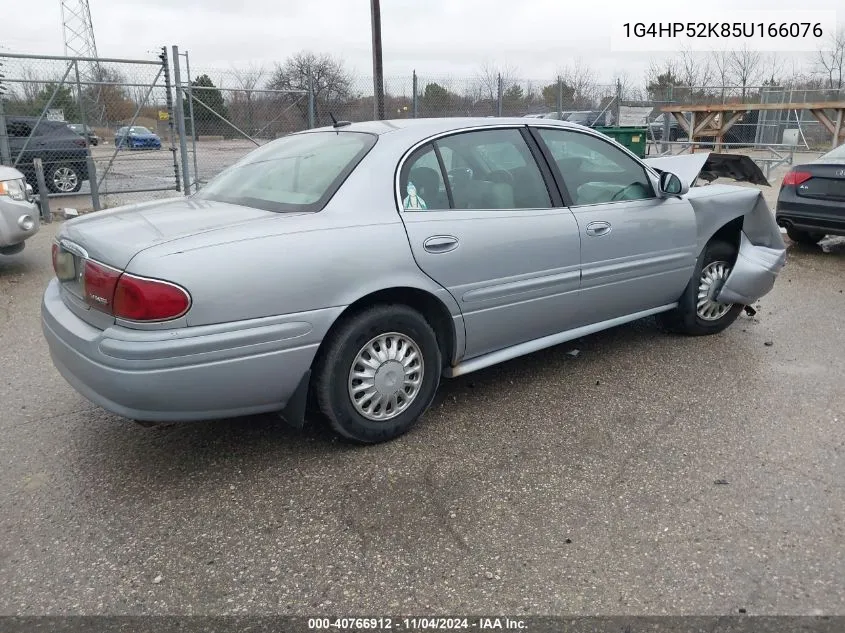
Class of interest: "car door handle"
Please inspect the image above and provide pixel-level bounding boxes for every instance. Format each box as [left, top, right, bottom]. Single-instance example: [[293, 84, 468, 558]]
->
[[585, 221, 612, 237], [423, 235, 459, 253]]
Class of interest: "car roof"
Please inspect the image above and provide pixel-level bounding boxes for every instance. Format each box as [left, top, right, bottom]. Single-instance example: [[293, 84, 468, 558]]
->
[[302, 117, 595, 138]]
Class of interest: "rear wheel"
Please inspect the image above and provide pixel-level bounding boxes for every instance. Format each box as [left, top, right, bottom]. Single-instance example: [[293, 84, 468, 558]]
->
[[658, 240, 743, 336], [313, 305, 442, 443], [47, 164, 82, 193], [786, 226, 825, 245]]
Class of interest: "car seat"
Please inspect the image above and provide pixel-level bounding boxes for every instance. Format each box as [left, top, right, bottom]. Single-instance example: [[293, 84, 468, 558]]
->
[[408, 167, 447, 209]]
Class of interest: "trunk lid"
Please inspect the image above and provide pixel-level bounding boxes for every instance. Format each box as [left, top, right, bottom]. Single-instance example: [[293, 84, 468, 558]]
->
[[797, 162, 845, 202], [60, 197, 281, 269], [54, 198, 303, 329]]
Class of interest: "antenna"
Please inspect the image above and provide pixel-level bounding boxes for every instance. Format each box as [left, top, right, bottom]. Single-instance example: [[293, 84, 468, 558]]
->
[[329, 112, 338, 126]]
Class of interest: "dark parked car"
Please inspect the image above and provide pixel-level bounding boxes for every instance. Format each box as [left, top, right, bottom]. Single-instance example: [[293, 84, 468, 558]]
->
[[565, 110, 613, 127], [115, 126, 162, 150], [776, 142, 845, 244], [649, 114, 687, 141], [67, 123, 100, 146], [5, 117, 89, 193]]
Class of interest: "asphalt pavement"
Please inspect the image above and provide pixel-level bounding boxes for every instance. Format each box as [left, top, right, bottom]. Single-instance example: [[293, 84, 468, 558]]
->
[[0, 221, 843, 616]]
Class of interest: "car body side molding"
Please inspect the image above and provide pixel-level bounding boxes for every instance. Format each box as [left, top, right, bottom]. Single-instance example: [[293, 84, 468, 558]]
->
[[444, 303, 678, 378]]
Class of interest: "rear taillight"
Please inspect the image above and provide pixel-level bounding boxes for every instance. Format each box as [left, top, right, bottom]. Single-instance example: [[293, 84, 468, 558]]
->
[[74, 258, 190, 322], [75, 138, 87, 147], [83, 260, 121, 313], [113, 275, 191, 321], [782, 170, 812, 186]]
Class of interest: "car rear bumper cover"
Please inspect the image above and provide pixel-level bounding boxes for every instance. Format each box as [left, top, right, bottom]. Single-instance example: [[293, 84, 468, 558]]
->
[[41, 279, 330, 422]]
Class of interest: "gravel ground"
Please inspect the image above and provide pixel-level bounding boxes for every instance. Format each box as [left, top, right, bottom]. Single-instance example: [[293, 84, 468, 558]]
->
[[0, 215, 843, 616]]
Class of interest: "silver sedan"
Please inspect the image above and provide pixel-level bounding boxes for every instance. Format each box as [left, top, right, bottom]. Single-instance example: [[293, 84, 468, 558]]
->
[[41, 118, 786, 443]]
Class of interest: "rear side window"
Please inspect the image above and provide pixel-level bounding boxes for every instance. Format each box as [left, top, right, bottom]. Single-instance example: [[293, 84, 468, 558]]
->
[[196, 131, 376, 213]]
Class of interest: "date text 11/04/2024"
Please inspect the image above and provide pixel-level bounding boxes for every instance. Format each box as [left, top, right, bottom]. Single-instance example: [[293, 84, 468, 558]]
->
[[307, 618, 527, 630], [622, 22, 823, 38]]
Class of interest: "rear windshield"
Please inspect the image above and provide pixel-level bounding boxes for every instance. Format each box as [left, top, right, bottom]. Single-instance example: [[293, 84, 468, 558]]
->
[[195, 131, 376, 212]]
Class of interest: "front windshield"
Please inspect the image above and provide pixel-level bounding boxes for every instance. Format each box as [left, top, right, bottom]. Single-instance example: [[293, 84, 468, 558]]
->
[[195, 131, 376, 213], [130, 127, 152, 135]]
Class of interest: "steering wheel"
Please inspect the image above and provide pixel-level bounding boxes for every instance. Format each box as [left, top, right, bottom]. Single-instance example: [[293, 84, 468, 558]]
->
[[447, 167, 473, 184], [487, 170, 514, 185], [610, 183, 642, 201]]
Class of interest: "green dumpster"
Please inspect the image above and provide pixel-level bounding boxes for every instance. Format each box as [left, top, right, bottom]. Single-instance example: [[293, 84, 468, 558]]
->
[[593, 127, 648, 158]]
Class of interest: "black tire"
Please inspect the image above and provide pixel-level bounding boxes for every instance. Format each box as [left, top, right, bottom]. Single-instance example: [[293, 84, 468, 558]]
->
[[46, 164, 83, 194], [313, 304, 442, 444], [657, 240, 743, 336], [786, 226, 825, 245], [0, 242, 26, 256]]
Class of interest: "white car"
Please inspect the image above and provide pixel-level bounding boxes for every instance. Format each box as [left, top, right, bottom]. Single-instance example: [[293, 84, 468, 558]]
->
[[0, 165, 40, 255]]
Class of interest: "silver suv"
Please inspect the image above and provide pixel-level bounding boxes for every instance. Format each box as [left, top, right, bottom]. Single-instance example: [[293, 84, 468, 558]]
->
[[0, 165, 39, 255]]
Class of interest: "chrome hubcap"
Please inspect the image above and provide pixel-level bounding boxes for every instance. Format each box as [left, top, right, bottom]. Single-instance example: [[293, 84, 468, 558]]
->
[[53, 167, 78, 192], [348, 332, 424, 421], [696, 260, 733, 321]]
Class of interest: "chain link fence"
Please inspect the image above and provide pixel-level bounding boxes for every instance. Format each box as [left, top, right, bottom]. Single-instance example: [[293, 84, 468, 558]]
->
[[3, 45, 844, 212], [0, 50, 180, 209]]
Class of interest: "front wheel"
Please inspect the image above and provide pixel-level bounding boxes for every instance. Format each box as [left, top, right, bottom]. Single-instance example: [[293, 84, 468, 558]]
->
[[786, 226, 825, 245], [313, 305, 442, 443], [658, 240, 743, 336]]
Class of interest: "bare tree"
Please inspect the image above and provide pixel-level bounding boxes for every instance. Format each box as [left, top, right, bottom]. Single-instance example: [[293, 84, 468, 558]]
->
[[678, 49, 714, 89], [230, 63, 266, 133], [18, 64, 46, 102], [473, 62, 519, 112], [729, 47, 763, 100], [710, 50, 733, 100], [559, 58, 597, 108], [815, 28, 845, 89], [267, 52, 355, 126]]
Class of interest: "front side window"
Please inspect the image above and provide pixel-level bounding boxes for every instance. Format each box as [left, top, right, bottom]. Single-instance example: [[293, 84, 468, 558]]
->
[[196, 131, 376, 212], [536, 128, 655, 206]]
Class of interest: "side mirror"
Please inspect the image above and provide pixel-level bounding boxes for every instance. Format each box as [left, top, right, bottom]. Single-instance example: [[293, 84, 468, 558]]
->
[[25, 183, 34, 201], [658, 171, 688, 197]]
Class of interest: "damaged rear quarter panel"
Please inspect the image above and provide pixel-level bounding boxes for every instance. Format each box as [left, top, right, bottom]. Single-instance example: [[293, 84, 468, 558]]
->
[[684, 184, 787, 305]]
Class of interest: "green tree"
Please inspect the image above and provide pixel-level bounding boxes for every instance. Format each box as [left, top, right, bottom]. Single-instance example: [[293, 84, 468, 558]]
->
[[34, 83, 80, 122], [646, 70, 681, 101], [541, 81, 574, 109], [185, 74, 228, 137], [419, 82, 450, 116]]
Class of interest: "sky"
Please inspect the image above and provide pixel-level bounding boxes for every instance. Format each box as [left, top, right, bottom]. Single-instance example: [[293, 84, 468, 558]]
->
[[2, 0, 841, 87]]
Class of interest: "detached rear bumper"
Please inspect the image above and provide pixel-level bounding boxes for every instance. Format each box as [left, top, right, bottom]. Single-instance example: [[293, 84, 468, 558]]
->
[[41, 279, 327, 422]]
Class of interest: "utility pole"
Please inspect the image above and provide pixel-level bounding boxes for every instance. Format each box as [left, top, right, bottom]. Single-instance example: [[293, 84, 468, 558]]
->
[[371, 0, 385, 120]]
